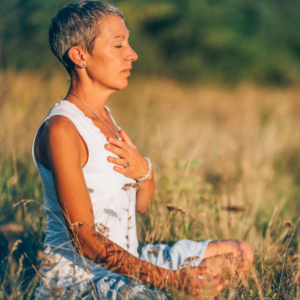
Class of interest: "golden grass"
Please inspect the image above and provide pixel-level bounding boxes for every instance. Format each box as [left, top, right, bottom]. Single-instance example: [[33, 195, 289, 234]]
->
[[1, 71, 300, 299]]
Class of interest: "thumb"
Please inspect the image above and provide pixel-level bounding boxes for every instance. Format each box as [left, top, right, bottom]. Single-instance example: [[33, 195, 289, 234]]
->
[[119, 129, 137, 149]]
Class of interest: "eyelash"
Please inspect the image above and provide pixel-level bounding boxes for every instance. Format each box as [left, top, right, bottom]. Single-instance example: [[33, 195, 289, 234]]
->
[[115, 46, 122, 48]]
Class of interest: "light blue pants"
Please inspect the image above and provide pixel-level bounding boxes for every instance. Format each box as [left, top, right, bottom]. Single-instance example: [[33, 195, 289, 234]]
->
[[68, 274, 171, 300], [67, 239, 211, 300], [36, 239, 211, 299]]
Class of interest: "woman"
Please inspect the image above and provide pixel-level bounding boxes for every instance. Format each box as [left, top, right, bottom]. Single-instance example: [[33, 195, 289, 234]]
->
[[33, 1, 254, 299]]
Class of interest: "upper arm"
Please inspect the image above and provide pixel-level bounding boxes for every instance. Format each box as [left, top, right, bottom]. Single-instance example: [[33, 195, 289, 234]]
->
[[38, 116, 94, 231]]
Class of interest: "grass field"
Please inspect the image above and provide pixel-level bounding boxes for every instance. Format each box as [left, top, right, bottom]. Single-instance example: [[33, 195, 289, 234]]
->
[[1, 71, 300, 299]]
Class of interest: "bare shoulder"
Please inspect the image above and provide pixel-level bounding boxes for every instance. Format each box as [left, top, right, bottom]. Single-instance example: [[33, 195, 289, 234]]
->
[[36, 115, 81, 170], [43, 115, 78, 140]]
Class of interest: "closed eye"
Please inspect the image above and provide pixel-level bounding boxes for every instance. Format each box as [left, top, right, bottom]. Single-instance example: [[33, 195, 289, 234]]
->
[[115, 46, 122, 48]]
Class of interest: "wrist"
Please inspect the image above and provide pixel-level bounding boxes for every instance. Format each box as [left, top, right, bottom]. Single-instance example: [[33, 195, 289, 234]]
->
[[140, 168, 153, 182], [136, 157, 152, 182], [167, 270, 181, 291], [162, 270, 183, 298], [162, 269, 171, 290]]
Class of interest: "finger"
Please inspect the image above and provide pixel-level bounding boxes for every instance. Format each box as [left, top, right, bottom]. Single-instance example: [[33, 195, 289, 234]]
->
[[107, 136, 132, 152], [113, 165, 130, 176], [107, 156, 127, 167], [105, 143, 128, 158], [212, 274, 222, 286], [188, 288, 215, 300], [201, 291, 218, 300], [215, 279, 229, 292], [200, 267, 219, 277], [187, 288, 202, 298], [119, 129, 137, 149]]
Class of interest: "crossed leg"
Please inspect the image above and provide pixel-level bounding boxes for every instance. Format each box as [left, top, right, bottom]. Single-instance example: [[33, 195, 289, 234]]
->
[[199, 240, 254, 281]]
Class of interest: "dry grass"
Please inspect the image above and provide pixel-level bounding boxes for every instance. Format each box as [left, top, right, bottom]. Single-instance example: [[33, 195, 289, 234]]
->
[[1, 71, 300, 299]]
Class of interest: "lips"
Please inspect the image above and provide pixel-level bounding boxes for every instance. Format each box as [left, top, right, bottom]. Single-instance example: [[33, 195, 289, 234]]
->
[[122, 67, 132, 72]]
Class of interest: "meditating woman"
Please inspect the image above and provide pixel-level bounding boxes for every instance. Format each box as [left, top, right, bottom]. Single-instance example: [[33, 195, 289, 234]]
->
[[33, 1, 254, 299]]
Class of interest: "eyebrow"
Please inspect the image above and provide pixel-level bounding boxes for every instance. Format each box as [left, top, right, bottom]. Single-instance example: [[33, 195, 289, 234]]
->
[[113, 34, 130, 39]]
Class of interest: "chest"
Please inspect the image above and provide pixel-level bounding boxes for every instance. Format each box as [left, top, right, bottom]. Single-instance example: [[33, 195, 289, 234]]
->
[[79, 117, 120, 167], [80, 128, 135, 202]]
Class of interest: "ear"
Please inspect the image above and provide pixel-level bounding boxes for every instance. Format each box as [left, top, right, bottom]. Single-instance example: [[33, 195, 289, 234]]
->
[[68, 46, 87, 68]]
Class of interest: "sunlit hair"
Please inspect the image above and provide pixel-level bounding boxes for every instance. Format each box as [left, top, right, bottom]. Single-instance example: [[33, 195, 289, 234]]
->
[[49, 1, 124, 74]]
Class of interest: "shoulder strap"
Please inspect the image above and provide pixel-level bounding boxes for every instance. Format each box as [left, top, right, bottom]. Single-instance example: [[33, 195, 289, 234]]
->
[[32, 100, 102, 176]]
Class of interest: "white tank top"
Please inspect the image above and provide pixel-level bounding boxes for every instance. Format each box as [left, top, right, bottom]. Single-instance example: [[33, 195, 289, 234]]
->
[[32, 100, 138, 292]]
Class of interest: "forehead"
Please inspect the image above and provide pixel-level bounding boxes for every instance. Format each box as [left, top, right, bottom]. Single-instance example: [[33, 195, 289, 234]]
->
[[98, 15, 129, 40]]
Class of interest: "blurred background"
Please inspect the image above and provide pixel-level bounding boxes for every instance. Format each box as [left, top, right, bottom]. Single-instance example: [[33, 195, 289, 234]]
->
[[1, 0, 300, 299], [2, 0, 300, 85]]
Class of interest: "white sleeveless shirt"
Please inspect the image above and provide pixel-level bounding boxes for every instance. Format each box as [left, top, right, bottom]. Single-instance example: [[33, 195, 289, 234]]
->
[[32, 100, 138, 293]]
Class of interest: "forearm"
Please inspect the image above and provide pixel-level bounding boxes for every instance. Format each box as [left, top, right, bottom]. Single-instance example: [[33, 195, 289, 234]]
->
[[135, 169, 155, 213], [77, 225, 168, 289]]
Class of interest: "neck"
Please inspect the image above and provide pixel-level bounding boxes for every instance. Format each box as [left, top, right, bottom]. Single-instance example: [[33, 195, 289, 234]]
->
[[65, 74, 117, 118]]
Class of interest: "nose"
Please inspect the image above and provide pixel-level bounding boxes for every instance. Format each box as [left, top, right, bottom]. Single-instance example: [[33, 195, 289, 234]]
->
[[126, 45, 138, 62]]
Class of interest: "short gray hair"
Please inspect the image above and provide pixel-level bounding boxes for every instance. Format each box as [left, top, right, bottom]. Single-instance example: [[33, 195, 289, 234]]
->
[[49, 1, 124, 74]]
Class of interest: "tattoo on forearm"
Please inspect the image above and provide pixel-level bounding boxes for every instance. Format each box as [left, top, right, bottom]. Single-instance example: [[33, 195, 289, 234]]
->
[[90, 230, 166, 289]]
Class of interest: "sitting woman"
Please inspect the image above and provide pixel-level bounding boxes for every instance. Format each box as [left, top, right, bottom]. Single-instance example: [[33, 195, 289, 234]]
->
[[33, 1, 254, 299]]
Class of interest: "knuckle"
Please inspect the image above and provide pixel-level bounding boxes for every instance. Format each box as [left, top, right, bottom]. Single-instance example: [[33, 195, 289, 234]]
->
[[217, 285, 223, 292]]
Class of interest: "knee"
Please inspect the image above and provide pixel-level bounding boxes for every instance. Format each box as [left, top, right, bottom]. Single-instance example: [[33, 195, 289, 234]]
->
[[233, 240, 254, 266]]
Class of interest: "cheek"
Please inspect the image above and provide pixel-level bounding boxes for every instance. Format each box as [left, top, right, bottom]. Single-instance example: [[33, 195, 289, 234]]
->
[[86, 49, 126, 88], [87, 61, 112, 83], [88, 62, 128, 90], [91, 54, 120, 78]]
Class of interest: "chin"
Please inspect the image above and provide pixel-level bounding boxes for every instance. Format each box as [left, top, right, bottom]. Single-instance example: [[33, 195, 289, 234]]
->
[[114, 79, 129, 91]]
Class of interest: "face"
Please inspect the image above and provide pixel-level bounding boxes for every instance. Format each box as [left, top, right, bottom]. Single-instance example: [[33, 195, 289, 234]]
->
[[84, 15, 138, 91]]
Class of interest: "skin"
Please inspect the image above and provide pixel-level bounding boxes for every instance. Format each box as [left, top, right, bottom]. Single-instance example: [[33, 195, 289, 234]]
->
[[36, 15, 254, 298]]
